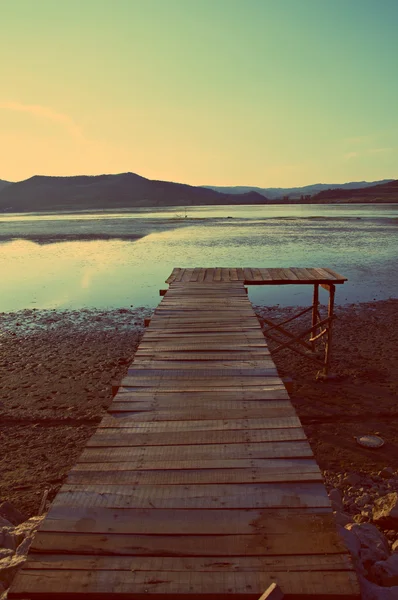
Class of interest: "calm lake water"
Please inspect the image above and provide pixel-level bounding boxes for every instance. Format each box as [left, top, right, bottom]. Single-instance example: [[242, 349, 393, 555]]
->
[[0, 204, 397, 312]]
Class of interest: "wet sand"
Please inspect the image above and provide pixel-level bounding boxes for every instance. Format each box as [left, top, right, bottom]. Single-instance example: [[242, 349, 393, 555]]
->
[[0, 300, 397, 517]]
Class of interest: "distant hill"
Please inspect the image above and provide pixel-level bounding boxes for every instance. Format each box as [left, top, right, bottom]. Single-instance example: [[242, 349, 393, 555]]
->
[[0, 173, 267, 212], [0, 179, 12, 192], [0, 173, 396, 212], [311, 179, 398, 203], [203, 180, 395, 200]]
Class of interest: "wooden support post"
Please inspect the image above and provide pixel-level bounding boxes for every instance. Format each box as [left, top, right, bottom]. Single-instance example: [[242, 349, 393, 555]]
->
[[258, 583, 284, 599], [159, 289, 167, 296], [311, 283, 319, 352], [324, 283, 335, 376], [144, 318, 151, 327]]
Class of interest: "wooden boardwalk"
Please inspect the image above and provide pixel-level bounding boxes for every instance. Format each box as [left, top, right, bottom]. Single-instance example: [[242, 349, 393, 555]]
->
[[165, 267, 347, 285], [10, 275, 359, 599]]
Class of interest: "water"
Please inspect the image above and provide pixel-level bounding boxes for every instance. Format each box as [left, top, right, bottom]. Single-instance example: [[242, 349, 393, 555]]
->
[[0, 204, 397, 312]]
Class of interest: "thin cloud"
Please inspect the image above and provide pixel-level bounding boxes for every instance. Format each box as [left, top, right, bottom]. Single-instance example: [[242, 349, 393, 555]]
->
[[344, 135, 371, 145], [0, 101, 84, 140], [344, 151, 358, 160], [368, 147, 393, 154]]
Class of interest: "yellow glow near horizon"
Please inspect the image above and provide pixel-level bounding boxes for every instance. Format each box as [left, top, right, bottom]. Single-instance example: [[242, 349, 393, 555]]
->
[[0, 0, 397, 187]]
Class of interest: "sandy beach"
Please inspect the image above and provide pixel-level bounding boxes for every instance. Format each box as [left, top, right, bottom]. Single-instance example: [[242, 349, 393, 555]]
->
[[1, 299, 397, 518]]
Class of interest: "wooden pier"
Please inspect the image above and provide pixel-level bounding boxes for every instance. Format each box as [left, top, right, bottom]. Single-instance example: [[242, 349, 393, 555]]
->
[[10, 269, 359, 599]]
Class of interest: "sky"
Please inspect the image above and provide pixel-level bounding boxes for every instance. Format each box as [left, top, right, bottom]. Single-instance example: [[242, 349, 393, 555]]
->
[[1, 0, 397, 187]]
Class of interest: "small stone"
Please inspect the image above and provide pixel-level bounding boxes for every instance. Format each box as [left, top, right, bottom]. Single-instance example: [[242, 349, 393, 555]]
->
[[0, 554, 26, 588], [361, 507, 373, 519], [329, 488, 343, 511], [0, 503, 25, 526], [357, 494, 371, 508], [16, 535, 34, 556], [354, 513, 368, 524], [343, 473, 361, 487], [13, 516, 44, 547], [370, 554, 398, 586], [380, 467, 395, 479], [385, 530, 396, 540], [373, 493, 398, 529], [0, 529, 17, 551], [346, 522, 390, 564], [359, 575, 398, 600], [338, 524, 361, 558], [334, 511, 352, 527], [0, 518, 12, 529]]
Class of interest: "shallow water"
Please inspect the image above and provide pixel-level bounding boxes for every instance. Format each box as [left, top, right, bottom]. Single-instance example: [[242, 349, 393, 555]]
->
[[0, 204, 397, 312]]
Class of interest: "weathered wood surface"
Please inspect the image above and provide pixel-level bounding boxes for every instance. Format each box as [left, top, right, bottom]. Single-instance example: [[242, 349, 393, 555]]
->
[[165, 267, 347, 285], [9, 278, 358, 599]]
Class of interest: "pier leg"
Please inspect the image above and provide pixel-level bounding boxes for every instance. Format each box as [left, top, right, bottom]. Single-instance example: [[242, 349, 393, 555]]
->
[[324, 284, 335, 377], [258, 583, 284, 599], [311, 283, 319, 352]]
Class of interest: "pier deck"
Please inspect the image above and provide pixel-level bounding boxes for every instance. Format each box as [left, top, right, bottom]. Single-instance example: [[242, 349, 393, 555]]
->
[[10, 272, 358, 599]]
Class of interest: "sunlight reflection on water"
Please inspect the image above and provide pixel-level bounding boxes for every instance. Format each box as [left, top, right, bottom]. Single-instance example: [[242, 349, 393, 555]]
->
[[0, 205, 397, 312]]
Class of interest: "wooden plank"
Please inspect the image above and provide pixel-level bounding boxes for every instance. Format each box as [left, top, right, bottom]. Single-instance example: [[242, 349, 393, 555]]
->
[[251, 267, 263, 281], [114, 387, 288, 398], [113, 388, 288, 400], [237, 267, 245, 281], [243, 267, 254, 280], [79, 440, 314, 463], [34, 514, 344, 557], [22, 553, 356, 573], [87, 427, 307, 448], [204, 267, 214, 282], [119, 379, 283, 390], [138, 344, 269, 351], [131, 361, 276, 370], [9, 569, 360, 599], [86, 426, 306, 448], [271, 268, 291, 281], [322, 267, 347, 282], [165, 267, 180, 283], [52, 481, 331, 510], [108, 405, 295, 420], [31, 530, 342, 558], [134, 352, 272, 360], [67, 467, 322, 486], [71, 458, 320, 473], [126, 368, 279, 378], [257, 268, 273, 281], [98, 415, 301, 431], [41, 507, 333, 537], [73, 452, 319, 474]]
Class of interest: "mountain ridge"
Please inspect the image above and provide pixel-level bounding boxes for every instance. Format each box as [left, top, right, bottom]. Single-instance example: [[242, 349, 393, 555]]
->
[[0, 172, 267, 212], [0, 173, 396, 212], [203, 179, 395, 200]]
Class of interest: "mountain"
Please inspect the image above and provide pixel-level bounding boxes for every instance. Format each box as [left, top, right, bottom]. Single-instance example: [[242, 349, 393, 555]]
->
[[0, 173, 267, 212], [0, 179, 12, 192], [0, 173, 396, 212], [311, 179, 398, 203], [203, 180, 395, 200]]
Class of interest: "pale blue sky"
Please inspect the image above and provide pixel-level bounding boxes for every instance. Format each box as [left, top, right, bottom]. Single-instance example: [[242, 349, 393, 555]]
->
[[0, 0, 397, 185]]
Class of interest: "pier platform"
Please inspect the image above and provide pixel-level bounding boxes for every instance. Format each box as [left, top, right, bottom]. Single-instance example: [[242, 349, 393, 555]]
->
[[9, 269, 358, 599]]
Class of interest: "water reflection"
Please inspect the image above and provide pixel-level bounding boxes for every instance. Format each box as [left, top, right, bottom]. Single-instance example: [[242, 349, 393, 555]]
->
[[0, 206, 397, 312]]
